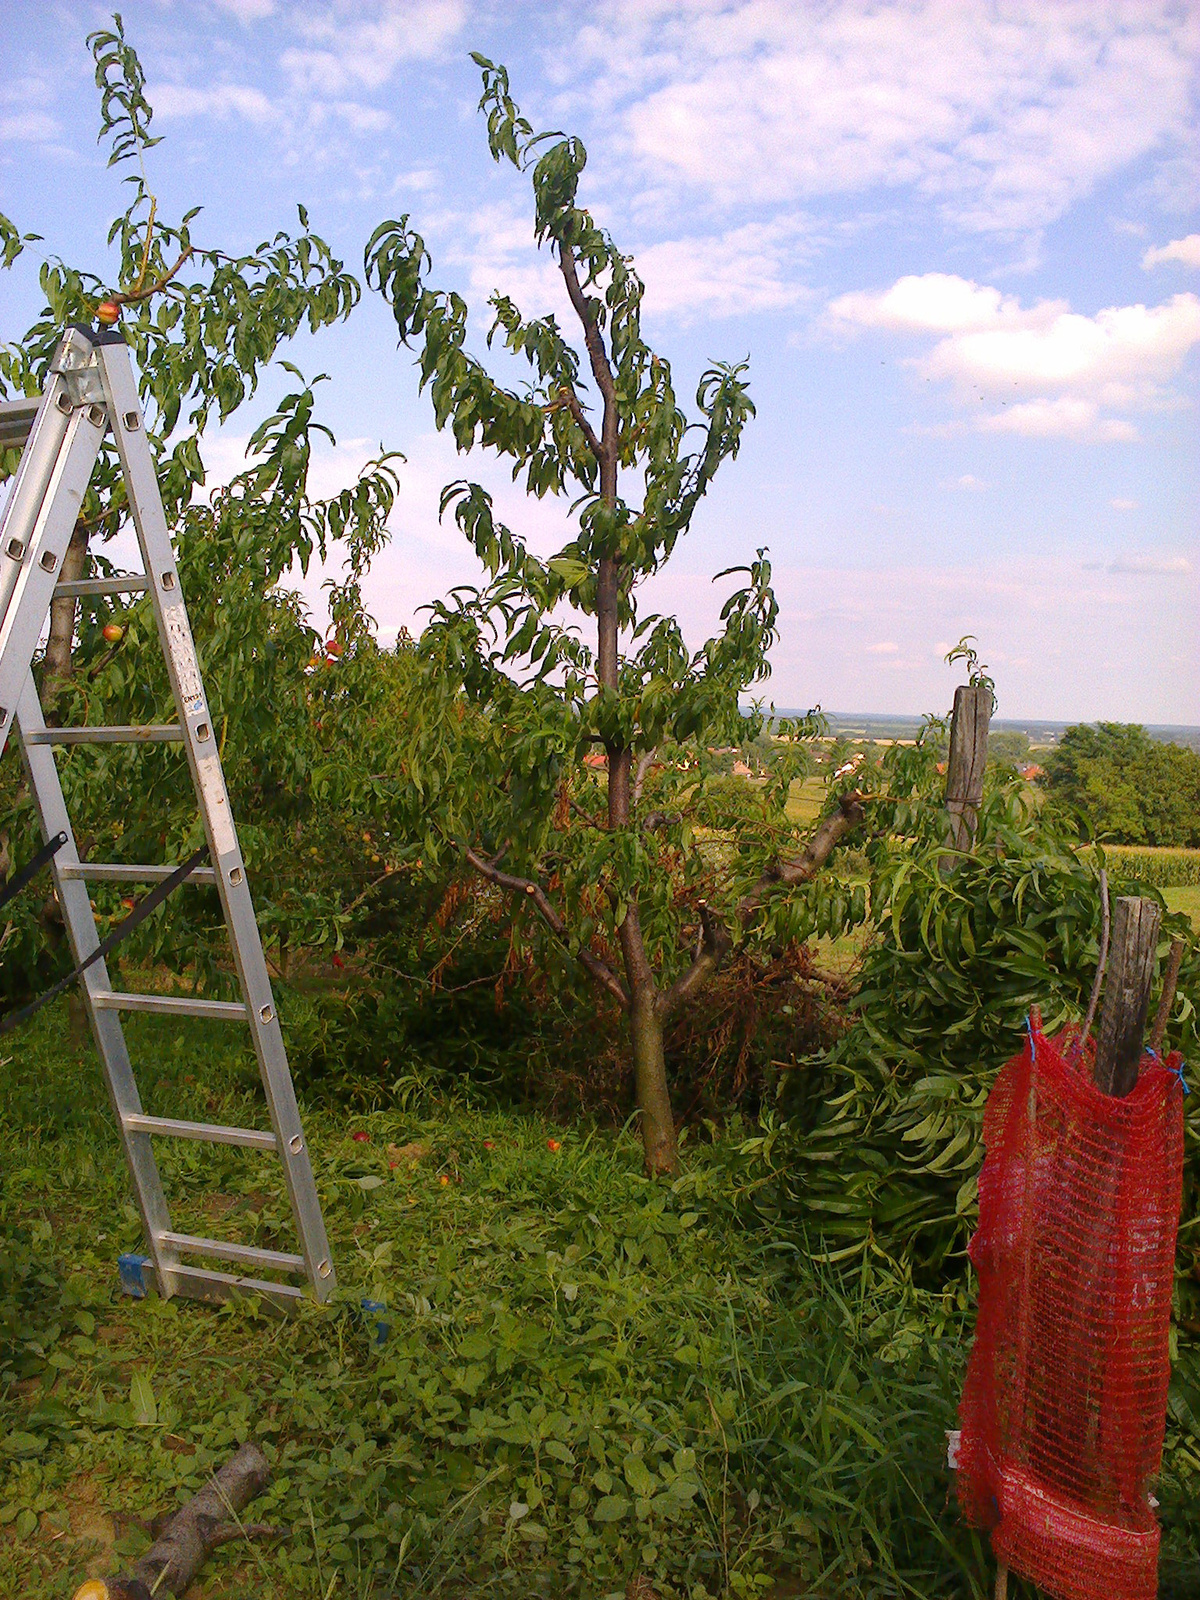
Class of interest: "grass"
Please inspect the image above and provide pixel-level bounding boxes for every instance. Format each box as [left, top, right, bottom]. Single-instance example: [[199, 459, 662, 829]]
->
[[0, 1007, 995, 1600], [4, 1005, 1198, 1598]]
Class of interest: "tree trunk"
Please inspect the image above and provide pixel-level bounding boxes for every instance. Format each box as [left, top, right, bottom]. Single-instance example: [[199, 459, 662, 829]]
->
[[44, 519, 89, 693], [630, 990, 677, 1176]]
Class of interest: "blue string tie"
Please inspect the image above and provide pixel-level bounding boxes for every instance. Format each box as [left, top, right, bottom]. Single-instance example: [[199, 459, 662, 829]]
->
[[1147, 1047, 1190, 1096]]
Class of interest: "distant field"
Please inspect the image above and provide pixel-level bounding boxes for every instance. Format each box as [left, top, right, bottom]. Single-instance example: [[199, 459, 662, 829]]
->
[[1164, 886, 1200, 931], [786, 774, 826, 827], [1084, 844, 1200, 889]]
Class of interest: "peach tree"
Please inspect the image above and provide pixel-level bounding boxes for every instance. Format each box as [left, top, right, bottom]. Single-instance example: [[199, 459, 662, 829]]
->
[[0, 17, 400, 994], [366, 59, 865, 1173]]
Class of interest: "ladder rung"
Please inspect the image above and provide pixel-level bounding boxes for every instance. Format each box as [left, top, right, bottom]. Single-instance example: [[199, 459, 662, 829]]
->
[[158, 1231, 304, 1274], [167, 1263, 306, 1304], [55, 576, 149, 598], [59, 861, 218, 885], [0, 397, 39, 450], [24, 725, 182, 744], [123, 1113, 277, 1151], [92, 991, 248, 1021]]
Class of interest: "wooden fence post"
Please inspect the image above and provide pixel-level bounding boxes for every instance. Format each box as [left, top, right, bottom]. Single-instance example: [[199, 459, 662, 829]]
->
[[942, 683, 992, 866], [1094, 896, 1161, 1097]]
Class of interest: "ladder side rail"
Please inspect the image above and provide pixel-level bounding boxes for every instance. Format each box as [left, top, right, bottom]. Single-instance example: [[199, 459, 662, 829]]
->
[[0, 338, 88, 631], [94, 338, 336, 1300], [0, 405, 106, 759], [14, 672, 183, 1297]]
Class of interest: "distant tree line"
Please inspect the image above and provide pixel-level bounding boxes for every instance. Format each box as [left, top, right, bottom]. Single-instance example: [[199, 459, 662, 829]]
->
[[1040, 723, 1200, 848]]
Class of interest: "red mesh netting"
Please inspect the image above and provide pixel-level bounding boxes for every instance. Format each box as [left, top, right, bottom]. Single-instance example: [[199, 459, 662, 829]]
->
[[958, 1016, 1185, 1600]]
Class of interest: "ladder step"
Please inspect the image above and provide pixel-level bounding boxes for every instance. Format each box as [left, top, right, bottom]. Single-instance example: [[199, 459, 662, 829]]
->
[[92, 991, 248, 1021], [0, 397, 39, 450], [24, 725, 182, 744], [60, 861, 218, 885], [123, 1113, 277, 1151], [168, 1263, 306, 1304], [158, 1231, 304, 1274], [55, 575, 149, 598]]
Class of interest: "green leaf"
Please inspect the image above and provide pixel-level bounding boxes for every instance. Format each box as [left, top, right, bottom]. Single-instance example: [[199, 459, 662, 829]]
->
[[593, 1494, 630, 1523], [623, 1455, 657, 1497], [129, 1369, 157, 1426]]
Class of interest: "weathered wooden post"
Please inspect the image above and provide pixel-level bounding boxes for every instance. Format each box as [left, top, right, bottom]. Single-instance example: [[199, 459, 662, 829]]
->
[[942, 682, 992, 870], [1094, 896, 1162, 1097]]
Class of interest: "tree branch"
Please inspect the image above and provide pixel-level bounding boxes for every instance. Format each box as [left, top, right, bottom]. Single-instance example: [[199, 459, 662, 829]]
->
[[737, 792, 867, 923], [568, 797, 604, 829], [632, 747, 657, 805], [557, 240, 617, 425], [640, 810, 679, 834], [660, 900, 731, 1019], [555, 384, 603, 460], [463, 845, 629, 1010], [110, 245, 194, 307]]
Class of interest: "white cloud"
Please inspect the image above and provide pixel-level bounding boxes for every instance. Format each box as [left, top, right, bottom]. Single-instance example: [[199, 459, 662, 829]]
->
[[830, 274, 1037, 334], [977, 398, 1138, 442], [567, 0, 1199, 234], [154, 84, 276, 124], [635, 218, 813, 320], [1108, 553, 1191, 575], [1143, 233, 1200, 269], [922, 295, 1200, 396], [865, 641, 899, 654], [435, 202, 564, 321], [443, 205, 814, 326], [281, 0, 466, 94], [212, 0, 277, 19], [942, 473, 987, 490], [759, 556, 1199, 722], [1110, 497, 1138, 509], [0, 111, 60, 142], [830, 272, 1200, 441]]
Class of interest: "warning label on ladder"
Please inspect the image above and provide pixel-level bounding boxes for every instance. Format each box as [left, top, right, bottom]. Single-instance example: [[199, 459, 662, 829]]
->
[[166, 611, 205, 714]]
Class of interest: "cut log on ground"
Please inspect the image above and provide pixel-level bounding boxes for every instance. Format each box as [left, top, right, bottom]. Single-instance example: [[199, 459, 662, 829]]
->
[[73, 1441, 273, 1600]]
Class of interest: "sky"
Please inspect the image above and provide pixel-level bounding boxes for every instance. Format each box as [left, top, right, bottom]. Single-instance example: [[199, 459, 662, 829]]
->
[[1, 0, 1198, 724]]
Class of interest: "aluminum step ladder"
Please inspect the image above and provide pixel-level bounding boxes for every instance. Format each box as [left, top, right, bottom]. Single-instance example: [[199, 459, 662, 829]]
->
[[0, 324, 335, 1308]]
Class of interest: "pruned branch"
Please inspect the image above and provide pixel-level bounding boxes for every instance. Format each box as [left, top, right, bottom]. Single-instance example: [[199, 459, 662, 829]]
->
[[660, 899, 731, 1019], [97, 1442, 271, 1599], [463, 845, 629, 1009], [738, 792, 867, 924], [640, 810, 679, 834], [109, 245, 194, 307], [632, 747, 657, 805]]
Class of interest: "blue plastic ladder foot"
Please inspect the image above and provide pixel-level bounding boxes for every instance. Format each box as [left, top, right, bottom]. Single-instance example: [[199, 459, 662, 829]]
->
[[118, 1253, 154, 1298]]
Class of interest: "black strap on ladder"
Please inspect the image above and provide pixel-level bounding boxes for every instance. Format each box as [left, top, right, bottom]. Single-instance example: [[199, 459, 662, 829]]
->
[[0, 831, 68, 915], [0, 843, 208, 1036]]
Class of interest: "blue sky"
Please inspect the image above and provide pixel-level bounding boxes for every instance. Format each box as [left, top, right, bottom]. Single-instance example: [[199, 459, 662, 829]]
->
[[2, 0, 1198, 723]]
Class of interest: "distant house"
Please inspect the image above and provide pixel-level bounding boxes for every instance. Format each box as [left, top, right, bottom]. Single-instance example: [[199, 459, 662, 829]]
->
[[732, 759, 753, 777], [936, 761, 947, 775], [1019, 762, 1045, 780], [583, 750, 607, 769]]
